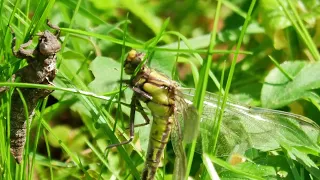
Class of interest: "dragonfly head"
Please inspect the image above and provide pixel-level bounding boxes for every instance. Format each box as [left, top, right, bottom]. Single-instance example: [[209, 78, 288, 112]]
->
[[124, 50, 145, 75]]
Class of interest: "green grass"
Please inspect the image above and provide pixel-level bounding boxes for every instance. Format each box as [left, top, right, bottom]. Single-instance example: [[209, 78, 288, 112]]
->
[[1, 0, 320, 179]]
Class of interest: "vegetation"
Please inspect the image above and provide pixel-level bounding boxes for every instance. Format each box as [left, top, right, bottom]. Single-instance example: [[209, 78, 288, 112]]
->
[[1, 0, 320, 179]]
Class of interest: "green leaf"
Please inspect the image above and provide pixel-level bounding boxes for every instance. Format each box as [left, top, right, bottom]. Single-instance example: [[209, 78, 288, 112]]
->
[[88, 56, 123, 94], [283, 143, 318, 168], [255, 155, 291, 179], [259, 0, 291, 49], [120, 0, 162, 36], [219, 161, 277, 179], [261, 61, 320, 108], [48, 125, 86, 154], [60, 51, 92, 84], [89, 0, 118, 10], [206, 154, 268, 180], [149, 51, 176, 78]]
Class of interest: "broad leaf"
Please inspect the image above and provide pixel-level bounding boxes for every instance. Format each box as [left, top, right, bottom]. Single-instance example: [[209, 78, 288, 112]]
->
[[261, 61, 320, 109], [88, 56, 123, 94]]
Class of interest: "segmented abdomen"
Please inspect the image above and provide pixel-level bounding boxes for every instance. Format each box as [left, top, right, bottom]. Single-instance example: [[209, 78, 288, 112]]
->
[[142, 113, 174, 179], [141, 100, 175, 180], [10, 88, 53, 164]]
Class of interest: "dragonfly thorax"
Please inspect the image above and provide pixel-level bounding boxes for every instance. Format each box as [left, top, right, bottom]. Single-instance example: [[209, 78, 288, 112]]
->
[[129, 65, 176, 106]]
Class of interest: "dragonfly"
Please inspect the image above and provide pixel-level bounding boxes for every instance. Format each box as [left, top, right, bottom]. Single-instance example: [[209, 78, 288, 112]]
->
[[107, 50, 320, 180], [107, 50, 199, 180]]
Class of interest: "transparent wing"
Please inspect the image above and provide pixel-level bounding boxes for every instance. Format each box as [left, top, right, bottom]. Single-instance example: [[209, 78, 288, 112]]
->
[[180, 88, 320, 158], [175, 89, 200, 143], [171, 113, 186, 180], [170, 89, 200, 179]]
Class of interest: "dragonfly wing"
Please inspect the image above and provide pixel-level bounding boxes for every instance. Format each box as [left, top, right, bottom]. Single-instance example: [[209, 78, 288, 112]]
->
[[171, 112, 186, 180], [175, 89, 200, 143], [181, 88, 320, 158], [170, 89, 199, 179]]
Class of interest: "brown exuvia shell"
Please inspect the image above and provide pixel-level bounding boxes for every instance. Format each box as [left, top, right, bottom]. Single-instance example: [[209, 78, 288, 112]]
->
[[8, 20, 60, 163]]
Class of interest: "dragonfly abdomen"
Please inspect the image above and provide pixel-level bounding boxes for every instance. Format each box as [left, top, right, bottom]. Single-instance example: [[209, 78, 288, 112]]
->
[[142, 106, 174, 180], [10, 88, 53, 163]]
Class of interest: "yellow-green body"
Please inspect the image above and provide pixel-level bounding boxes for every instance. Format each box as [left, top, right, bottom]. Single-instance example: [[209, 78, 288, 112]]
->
[[131, 67, 177, 179], [124, 50, 191, 179]]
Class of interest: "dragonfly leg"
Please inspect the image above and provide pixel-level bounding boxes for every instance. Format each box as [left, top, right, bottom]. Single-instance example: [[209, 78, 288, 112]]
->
[[10, 26, 35, 62], [121, 101, 150, 128], [132, 100, 151, 127], [105, 94, 137, 149], [123, 79, 152, 100], [46, 19, 61, 37], [132, 87, 152, 100]]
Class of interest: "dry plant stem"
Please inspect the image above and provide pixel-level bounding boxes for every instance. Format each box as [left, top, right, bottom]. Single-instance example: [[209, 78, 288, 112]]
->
[[9, 21, 61, 164]]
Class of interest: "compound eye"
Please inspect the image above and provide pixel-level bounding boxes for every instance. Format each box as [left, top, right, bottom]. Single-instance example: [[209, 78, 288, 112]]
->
[[128, 50, 137, 60]]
